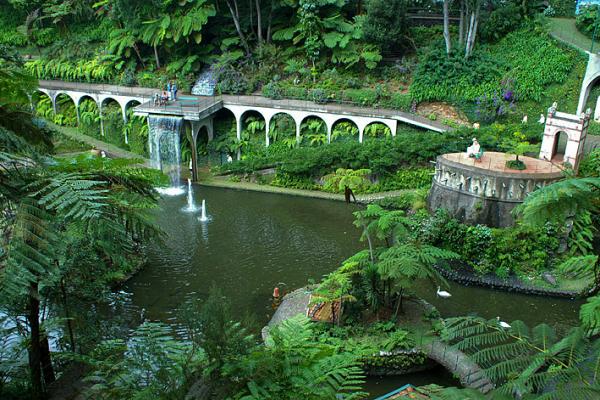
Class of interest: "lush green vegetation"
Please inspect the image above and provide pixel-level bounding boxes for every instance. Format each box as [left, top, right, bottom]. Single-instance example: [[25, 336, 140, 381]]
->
[[215, 122, 544, 193]]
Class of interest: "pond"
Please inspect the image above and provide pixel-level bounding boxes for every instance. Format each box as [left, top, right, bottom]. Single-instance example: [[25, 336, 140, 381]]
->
[[122, 185, 583, 397]]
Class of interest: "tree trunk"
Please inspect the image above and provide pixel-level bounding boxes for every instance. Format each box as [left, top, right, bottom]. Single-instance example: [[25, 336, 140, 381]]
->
[[39, 334, 55, 385], [153, 45, 161, 69], [394, 288, 404, 318], [465, 3, 480, 58], [60, 279, 76, 352], [266, 0, 274, 42], [459, 0, 465, 45], [28, 282, 45, 400], [133, 43, 145, 67], [443, 0, 452, 55], [255, 0, 263, 43], [225, 0, 251, 56]]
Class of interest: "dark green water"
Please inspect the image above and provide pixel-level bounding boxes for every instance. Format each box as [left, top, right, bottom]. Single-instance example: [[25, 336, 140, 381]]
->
[[123, 185, 583, 397]]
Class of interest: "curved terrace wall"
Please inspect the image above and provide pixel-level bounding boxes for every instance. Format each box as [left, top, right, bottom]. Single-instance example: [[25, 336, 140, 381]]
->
[[427, 152, 564, 227]]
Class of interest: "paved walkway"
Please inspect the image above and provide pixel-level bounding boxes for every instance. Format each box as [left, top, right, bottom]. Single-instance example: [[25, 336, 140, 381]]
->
[[199, 174, 409, 203], [49, 122, 151, 167], [549, 18, 593, 53], [422, 340, 494, 393]]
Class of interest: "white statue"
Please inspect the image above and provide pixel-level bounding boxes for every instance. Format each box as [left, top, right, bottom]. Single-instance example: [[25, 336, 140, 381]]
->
[[538, 114, 545, 124], [522, 115, 528, 124], [466, 138, 481, 157]]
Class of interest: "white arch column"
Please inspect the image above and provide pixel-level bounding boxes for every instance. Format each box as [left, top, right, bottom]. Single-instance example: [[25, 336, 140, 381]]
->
[[189, 120, 202, 182], [260, 109, 277, 147], [222, 105, 247, 159]]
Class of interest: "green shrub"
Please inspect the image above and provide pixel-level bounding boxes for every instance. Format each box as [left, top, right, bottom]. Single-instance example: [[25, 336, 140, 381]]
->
[[384, 93, 412, 111], [576, 5, 599, 37], [549, 0, 576, 16], [271, 173, 317, 190], [262, 81, 283, 99], [410, 26, 579, 104], [372, 168, 433, 192], [418, 210, 560, 277], [579, 148, 600, 177], [343, 88, 379, 105], [323, 168, 372, 193], [479, 4, 524, 43]]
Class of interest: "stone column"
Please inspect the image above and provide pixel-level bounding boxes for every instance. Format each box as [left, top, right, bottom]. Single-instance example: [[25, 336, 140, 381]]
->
[[99, 104, 105, 137], [236, 115, 242, 160], [189, 121, 201, 182], [265, 118, 271, 147], [296, 123, 301, 144]]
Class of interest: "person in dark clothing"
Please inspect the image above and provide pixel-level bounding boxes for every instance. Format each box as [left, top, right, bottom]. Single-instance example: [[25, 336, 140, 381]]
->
[[344, 185, 356, 203]]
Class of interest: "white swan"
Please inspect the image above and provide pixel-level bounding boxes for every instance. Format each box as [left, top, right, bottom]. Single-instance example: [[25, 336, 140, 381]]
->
[[497, 316, 511, 329], [436, 286, 452, 298]]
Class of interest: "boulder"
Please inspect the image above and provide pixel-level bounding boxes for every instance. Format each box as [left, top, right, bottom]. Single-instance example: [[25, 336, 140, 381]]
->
[[542, 271, 557, 286]]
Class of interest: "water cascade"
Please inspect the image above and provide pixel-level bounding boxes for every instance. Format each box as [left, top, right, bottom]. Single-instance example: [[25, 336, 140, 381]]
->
[[148, 116, 184, 195], [183, 179, 199, 212], [191, 67, 218, 96], [199, 199, 209, 222]]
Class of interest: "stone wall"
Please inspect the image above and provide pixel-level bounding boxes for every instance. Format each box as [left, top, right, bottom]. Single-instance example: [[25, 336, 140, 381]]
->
[[427, 154, 563, 227]]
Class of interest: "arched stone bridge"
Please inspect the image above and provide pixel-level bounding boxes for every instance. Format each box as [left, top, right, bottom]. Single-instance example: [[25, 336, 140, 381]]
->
[[37, 80, 451, 181]]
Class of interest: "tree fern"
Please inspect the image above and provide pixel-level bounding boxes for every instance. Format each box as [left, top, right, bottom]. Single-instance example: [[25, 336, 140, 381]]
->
[[516, 177, 600, 226], [442, 316, 600, 399]]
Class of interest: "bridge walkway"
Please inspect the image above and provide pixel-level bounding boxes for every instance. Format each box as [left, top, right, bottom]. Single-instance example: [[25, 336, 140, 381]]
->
[[38, 80, 451, 132], [422, 340, 495, 393]]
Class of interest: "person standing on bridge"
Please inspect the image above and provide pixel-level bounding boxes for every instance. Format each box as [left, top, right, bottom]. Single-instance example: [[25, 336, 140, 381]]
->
[[166, 81, 172, 100], [172, 81, 178, 101]]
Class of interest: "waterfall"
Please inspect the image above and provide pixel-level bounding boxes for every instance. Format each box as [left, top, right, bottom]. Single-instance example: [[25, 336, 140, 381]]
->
[[148, 116, 184, 195], [191, 67, 218, 96]]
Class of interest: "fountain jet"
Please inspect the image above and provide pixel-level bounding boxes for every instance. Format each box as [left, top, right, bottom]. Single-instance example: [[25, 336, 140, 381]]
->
[[182, 179, 199, 212], [199, 199, 209, 222]]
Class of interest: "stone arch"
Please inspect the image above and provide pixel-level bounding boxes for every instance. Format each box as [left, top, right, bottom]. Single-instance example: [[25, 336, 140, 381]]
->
[[330, 118, 359, 143], [550, 130, 569, 162], [362, 121, 393, 141], [98, 98, 125, 140], [53, 93, 78, 126], [267, 112, 296, 144], [239, 109, 267, 147], [31, 90, 54, 118], [578, 53, 600, 116], [124, 99, 142, 121], [77, 94, 100, 109], [299, 114, 329, 146]]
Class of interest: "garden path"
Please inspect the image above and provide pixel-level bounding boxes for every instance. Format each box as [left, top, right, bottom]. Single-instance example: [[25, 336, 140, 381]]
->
[[198, 173, 410, 203], [48, 122, 151, 167], [423, 340, 495, 393], [549, 18, 593, 53]]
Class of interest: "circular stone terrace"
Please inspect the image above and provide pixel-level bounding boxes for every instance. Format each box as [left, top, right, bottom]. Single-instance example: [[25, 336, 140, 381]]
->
[[428, 152, 564, 227], [442, 151, 563, 175]]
